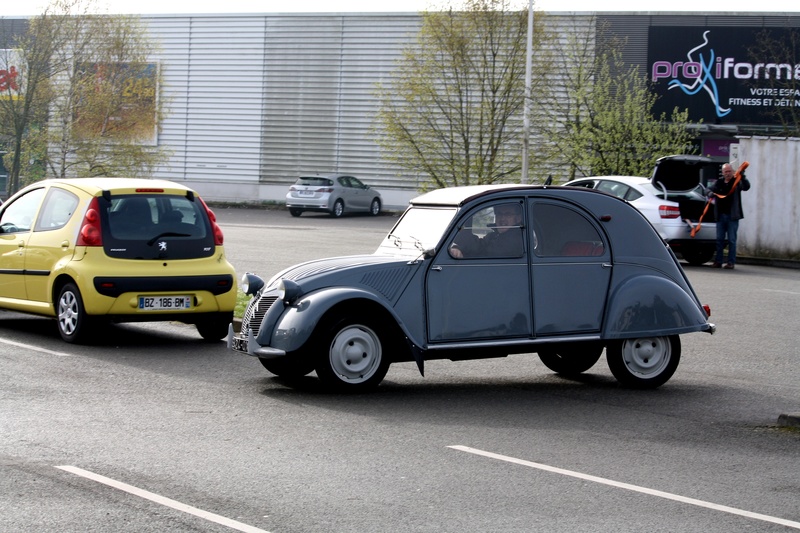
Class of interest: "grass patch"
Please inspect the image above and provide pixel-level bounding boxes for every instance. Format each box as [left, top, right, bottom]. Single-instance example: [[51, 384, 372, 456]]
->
[[234, 290, 251, 319]]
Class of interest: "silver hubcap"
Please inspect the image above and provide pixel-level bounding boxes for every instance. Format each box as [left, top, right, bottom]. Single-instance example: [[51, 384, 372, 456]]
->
[[329, 324, 381, 384], [58, 291, 79, 335], [620, 337, 670, 378]]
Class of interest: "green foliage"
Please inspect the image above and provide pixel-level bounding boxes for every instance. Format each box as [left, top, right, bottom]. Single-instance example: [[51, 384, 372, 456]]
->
[[1, 0, 169, 197], [375, 0, 547, 189], [533, 19, 698, 181]]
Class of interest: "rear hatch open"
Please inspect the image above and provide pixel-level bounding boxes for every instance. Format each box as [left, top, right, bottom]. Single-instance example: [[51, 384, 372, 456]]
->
[[650, 155, 721, 223]]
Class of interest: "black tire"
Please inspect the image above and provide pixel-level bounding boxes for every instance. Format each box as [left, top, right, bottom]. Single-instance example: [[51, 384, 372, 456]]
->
[[195, 312, 233, 341], [681, 246, 715, 266], [56, 282, 93, 344], [369, 198, 381, 216], [606, 335, 681, 389], [289, 208, 303, 217], [538, 341, 604, 376], [259, 356, 316, 378], [331, 199, 344, 218], [314, 314, 391, 392]]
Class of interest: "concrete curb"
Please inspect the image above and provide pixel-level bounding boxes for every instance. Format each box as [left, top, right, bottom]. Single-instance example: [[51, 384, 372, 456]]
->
[[737, 256, 800, 269], [778, 413, 800, 429]]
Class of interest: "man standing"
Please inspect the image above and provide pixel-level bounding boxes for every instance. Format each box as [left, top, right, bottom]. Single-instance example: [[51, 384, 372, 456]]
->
[[710, 163, 751, 269]]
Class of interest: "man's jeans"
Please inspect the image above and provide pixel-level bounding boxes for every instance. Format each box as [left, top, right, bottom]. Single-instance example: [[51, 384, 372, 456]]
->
[[716, 213, 739, 265]]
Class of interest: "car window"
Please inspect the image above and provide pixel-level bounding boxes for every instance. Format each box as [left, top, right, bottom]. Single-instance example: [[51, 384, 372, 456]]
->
[[350, 177, 366, 188], [103, 194, 213, 259], [567, 180, 595, 189], [596, 181, 630, 199], [0, 187, 46, 233], [296, 177, 333, 187], [338, 177, 351, 188], [449, 202, 525, 259], [624, 188, 644, 201], [531, 202, 605, 258], [34, 187, 80, 231]]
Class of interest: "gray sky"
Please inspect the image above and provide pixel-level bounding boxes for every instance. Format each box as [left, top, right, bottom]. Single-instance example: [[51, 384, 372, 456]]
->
[[3, 0, 798, 16]]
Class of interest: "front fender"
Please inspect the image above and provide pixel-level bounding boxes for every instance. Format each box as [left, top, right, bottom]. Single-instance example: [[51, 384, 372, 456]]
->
[[604, 275, 712, 339], [268, 286, 400, 354]]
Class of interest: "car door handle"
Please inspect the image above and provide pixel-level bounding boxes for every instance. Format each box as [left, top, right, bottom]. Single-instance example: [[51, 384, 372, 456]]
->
[[602, 263, 612, 268], [431, 266, 442, 271]]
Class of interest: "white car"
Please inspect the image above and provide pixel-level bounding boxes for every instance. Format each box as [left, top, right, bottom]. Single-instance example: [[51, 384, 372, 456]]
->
[[565, 155, 720, 266]]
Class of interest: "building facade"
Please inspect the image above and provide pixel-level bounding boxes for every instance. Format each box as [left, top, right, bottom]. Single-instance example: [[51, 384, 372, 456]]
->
[[2, 11, 799, 212]]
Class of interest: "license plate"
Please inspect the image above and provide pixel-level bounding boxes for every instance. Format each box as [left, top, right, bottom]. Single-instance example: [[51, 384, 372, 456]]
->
[[298, 190, 314, 197], [232, 336, 248, 352], [138, 296, 192, 310]]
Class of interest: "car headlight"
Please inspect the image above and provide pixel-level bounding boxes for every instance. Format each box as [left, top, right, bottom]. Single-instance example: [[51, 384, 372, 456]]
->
[[278, 279, 301, 305], [241, 273, 264, 296]]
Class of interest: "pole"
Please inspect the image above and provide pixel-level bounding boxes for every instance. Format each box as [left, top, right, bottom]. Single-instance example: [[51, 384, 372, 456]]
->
[[521, 0, 533, 184]]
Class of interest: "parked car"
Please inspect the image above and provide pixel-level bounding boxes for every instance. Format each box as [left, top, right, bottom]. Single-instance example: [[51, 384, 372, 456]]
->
[[285, 174, 382, 218], [564, 155, 720, 266], [0, 178, 237, 343], [229, 184, 714, 392]]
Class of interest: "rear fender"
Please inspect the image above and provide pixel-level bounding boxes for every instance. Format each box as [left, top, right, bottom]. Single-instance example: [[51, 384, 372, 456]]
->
[[604, 275, 712, 339]]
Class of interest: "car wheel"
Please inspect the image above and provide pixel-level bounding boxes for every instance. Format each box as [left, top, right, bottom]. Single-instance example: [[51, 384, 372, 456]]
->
[[538, 341, 604, 376], [195, 312, 233, 341], [259, 356, 316, 378], [369, 198, 381, 216], [681, 245, 715, 266], [331, 199, 344, 218], [289, 208, 303, 217], [314, 314, 391, 392], [606, 335, 681, 389], [56, 283, 92, 344]]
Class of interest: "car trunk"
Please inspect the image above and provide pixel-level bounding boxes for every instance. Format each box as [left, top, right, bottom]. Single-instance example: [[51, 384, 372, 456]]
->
[[651, 155, 720, 223]]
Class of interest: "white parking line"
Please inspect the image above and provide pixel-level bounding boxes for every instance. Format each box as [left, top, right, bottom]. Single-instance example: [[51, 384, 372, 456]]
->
[[56, 466, 270, 533], [0, 338, 71, 357], [449, 445, 800, 530]]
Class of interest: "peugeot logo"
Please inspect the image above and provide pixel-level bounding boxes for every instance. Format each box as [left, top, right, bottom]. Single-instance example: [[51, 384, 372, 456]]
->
[[158, 241, 168, 251]]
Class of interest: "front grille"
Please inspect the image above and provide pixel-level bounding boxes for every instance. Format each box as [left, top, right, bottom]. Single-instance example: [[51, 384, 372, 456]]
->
[[241, 295, 278, 336]]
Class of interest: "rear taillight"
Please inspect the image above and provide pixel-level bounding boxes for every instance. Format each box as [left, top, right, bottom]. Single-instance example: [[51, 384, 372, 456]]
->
[[77, 198, 103, 246], [317, 187, 334, 193], [659, 205, 681, 219], [199, 197, 224, 246], [703, 304, 711, 317]]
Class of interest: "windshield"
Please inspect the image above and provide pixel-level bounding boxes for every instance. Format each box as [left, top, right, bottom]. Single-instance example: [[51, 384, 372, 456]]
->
[[376, 206, 457, 257]]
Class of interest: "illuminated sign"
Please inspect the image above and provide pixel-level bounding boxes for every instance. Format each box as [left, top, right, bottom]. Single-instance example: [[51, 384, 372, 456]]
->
[[648, 27, 800, 125]]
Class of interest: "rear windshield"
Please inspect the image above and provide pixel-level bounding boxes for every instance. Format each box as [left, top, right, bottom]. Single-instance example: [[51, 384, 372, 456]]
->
[[296, 177, 333, 187], [641, 183, 706, 202], [101, 194, 214, 260]]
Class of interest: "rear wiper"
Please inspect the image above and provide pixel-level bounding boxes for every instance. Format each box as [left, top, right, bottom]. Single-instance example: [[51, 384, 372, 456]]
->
[[147, 232, 191, 246]]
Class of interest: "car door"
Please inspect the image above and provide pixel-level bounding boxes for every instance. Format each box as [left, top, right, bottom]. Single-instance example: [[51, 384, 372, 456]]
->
[[0, 187, 47, 301], [426, 200, 532, 343], [528, 199, 611, 335], [341, 176, 368, 211], [24, 186, 81, 303]]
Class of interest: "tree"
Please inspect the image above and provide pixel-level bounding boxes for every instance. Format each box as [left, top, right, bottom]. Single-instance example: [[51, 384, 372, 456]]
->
[[375, 0, 548, 189], [534, 18, 697, 181], [748, 27, 800, 136], [1, 0, 168, 198]]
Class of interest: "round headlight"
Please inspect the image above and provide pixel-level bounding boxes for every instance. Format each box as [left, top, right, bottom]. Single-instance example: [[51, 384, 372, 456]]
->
[[241, 273, 264, 296], [278, 279, 301, 305]]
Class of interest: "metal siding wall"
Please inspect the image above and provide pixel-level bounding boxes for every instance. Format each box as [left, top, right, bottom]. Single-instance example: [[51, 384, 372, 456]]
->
[[260, 14, 421, 189], [145, 15, 266, 184], [737, 137, 800, 257]]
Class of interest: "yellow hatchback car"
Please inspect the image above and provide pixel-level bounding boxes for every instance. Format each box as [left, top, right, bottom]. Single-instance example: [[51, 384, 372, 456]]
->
[[0, 178, 237, 343]]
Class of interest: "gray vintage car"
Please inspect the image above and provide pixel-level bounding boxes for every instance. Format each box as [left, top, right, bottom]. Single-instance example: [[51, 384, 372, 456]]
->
[[228, 184, 714, 391]]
